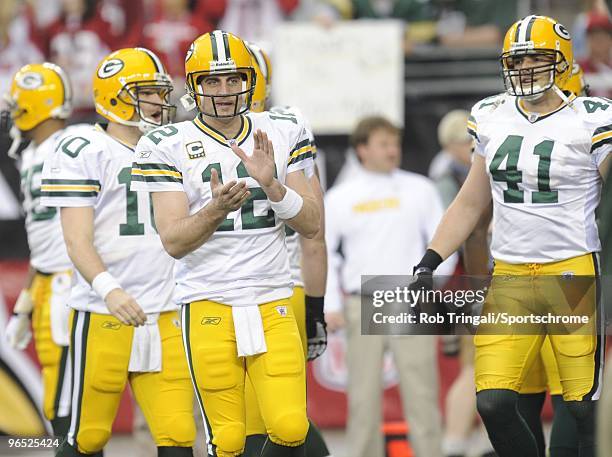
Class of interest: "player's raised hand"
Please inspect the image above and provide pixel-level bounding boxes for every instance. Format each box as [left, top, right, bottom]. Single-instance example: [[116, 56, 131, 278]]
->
[[209, 167, 250, 212], [229, 130, 276, 187], [105, 289, 147, 326]]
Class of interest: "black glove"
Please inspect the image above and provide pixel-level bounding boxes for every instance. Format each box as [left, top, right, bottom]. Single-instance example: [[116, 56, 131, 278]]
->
[[0, 110, 12, 136], [441, 334, 461, 357], [305, 295, 327, 361], [409, 249, 443, 316]]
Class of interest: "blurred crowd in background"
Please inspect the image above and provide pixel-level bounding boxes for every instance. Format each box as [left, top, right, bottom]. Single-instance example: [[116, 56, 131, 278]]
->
[[1, 0, 611, 122]]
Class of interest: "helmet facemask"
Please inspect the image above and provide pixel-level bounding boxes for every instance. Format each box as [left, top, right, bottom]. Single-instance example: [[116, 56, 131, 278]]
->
[[187, 68, 255, 118], [2, 92, 30, 131], [2, 94, 31, 158], [117, 76, 176, 133], [501, 49, 568, 100], [0, 108, 11, 134], [1, 101, 25, 160]]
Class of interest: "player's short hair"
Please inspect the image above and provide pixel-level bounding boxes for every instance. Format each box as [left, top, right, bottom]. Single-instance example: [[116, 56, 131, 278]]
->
[[350, 116, 401, 149], [437, 109, 471, 147]]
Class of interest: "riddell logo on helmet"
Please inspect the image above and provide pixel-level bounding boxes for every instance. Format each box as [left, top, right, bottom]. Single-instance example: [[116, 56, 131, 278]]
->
[[209, 60, 236, 71], [510, 41, 535, 51]]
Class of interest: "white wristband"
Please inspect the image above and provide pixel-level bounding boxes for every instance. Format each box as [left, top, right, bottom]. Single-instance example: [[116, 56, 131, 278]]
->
[[92, 272, 121, 300], [270, 186, 303, 220], [14, 289, 34, 314]]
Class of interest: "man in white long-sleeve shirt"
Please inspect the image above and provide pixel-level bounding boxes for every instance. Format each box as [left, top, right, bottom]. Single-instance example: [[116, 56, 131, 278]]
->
[[324, 116, 456, 457]]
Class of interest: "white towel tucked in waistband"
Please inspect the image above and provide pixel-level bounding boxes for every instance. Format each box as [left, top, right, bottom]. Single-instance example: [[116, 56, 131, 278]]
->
[[232, 306, 267, 357], [50, 272, 72, 346], [128, 313, 162, 372]]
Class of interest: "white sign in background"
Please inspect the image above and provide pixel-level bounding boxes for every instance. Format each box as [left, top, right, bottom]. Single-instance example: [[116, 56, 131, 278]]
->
[[272, 21, 405, 135]]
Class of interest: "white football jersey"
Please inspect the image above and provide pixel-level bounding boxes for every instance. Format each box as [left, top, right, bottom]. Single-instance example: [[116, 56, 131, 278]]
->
[[40, 124, 176, 314], [131, 111, 315, 306], [270, 105, 318, 288], [19, 129, 73, 273], [469, 93, 612, 264]]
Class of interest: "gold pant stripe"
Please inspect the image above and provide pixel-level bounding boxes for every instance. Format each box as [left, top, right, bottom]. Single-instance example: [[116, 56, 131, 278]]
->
[[181, 304, 216, 456], [585, 252, 605, 400], [52, 345, 70, 417], [68, 310, 90, 446]]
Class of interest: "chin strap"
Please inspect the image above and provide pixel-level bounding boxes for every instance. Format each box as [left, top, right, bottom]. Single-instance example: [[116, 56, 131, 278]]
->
[[180, 94, 196, 111], [7, 126, 22, 159], [95, 102, 161, 134], [552, 84, 579, 113]]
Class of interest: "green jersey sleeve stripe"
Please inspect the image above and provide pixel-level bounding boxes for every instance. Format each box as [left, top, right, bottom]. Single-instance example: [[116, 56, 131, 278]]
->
[[42, 178, 101, 186], [290, 139, 311, 153], [467, 127, 479, 141], [591, 137, 612, 154], [593, 123, 612, 137], [136, 163, 181, 173], [288, 151, 314, 166], [131, 174, 183, 184], [41, 191, 98, 198]]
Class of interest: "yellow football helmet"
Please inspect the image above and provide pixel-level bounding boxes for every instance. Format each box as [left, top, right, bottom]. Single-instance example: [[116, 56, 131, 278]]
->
[[5, 62, 72, 132], [185, 30, 256, 117], [501, 15, 573, 98], [93, 47, 175, 132], [563, 62, 589, 97], [246, 42, 272, 113]]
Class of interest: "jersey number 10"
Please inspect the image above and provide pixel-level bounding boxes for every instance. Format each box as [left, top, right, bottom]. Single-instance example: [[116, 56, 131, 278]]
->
[[117, 167, 156, 236]]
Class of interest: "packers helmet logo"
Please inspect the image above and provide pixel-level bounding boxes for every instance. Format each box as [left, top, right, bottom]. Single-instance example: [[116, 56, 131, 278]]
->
[[98, 59, 124, 79], [16, 72, 43, 90], [101, 321, 122, 330], [185, 43, 194, 62], [553, 23, 571, 40], [201, 317, 221, 325], [186, 141, 205, 159]]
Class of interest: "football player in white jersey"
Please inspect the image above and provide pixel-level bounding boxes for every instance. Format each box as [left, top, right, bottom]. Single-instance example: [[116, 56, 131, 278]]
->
[[411, 16, 610, 457], [515, 61, 591, 457], [242, 42, 331, 457], [41, 48, 196, 457], [131, 31, 320, 457], [2, 62, 74, 439]]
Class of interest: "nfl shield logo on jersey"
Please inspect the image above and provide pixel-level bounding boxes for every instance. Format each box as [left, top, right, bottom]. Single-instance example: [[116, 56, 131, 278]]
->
[[276, 306, 288, 317], [186, 141, 205, 159]]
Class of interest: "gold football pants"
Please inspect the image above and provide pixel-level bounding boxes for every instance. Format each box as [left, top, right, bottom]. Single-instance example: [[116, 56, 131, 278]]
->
[[245, 287, 307, 437], [31, 271, 71, 422], [182, 297, 308, 457], [475, 253, 604, 401], [520, 336, 563, 395], [67, 310, 195, 453]]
